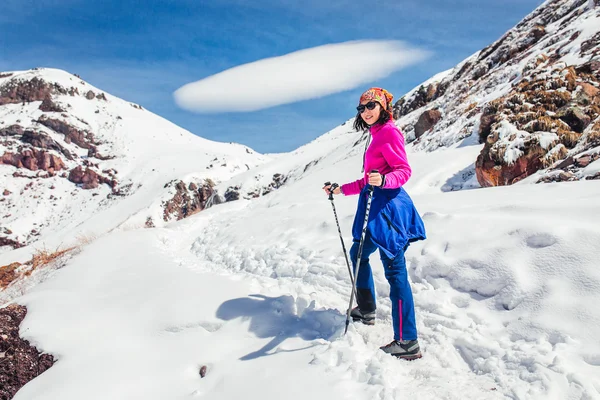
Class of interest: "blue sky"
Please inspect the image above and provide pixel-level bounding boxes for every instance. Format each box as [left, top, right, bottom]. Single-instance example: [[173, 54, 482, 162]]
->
[[0, 0, 544, 153]]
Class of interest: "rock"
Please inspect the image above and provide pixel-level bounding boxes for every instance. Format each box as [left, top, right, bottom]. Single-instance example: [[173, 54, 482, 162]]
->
[[586, 171, 600, 180], [530, 25, 546, 41], [575, 155, 592, 167], [475, 144, 546, 187], [162, 180, 222, 221], [39, 95, 64, 112], [557, 106, 591, 133], [554, 156, 574, 169], [581, 32, 600, 56], [224, 188, 240, 202], [578, 82, 599, 98], [21, 130, 74, 160], [414, 109, 442, 138], [425, 84, 438, 101], [67, 165, 113, 189], [200, 365, 207, 378], [558, 171, 576, 181], [37, 116, 96, 149], [0, 77, 55, 106], [479, 114, 497, 143], [1, 149, 65, 173], [0, 304, 55, 400], [0, 237, 24, 249], [0, 124, 24, 137], [85, 90, 95, 100], [575, 61, 600, 76], [393, 85, 431, 119], [2, 189, 10, 196]]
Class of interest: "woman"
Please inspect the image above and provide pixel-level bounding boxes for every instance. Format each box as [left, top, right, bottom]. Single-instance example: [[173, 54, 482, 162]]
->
[[324, 87, 426, 360]]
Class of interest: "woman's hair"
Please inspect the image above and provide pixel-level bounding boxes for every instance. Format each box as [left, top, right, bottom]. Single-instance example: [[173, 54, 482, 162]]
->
[[353, 103, 391, 132]]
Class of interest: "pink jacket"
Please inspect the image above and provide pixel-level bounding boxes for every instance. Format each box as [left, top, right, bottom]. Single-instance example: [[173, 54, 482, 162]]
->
[[341, 121, 411, 196]]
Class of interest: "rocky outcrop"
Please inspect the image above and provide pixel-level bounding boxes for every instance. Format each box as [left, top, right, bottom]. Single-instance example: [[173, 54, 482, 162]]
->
[[162, 179, 222, 222], [414, 109, 442, 138], [1, 149, 66, 173], [475, 62, 600, 187], [68, 165, 116, 189], [394, 83, 442, 120], [0, 77, 62, 106], [0, 238, 24, 251], [0, 124, 24, 137], [0, 304, 55, 400], [38, 95, 64, 112], [37, 116, 97, 149], [21, 130, 74, 160], [476, 140, 547, 186]]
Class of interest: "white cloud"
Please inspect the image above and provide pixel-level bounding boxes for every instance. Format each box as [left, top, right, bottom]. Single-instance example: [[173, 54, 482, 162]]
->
[[173, 40, 430, 113]]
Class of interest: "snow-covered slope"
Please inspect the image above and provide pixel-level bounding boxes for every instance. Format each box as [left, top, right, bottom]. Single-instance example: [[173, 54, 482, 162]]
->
[[0, 68, 269, 256]]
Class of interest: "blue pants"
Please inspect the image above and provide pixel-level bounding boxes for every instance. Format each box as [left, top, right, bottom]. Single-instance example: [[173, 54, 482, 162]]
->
[[350, 232, 418, 341]]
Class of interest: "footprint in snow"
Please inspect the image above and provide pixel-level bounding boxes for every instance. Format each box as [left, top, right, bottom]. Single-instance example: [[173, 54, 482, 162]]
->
[[525, 233, 557, 249]]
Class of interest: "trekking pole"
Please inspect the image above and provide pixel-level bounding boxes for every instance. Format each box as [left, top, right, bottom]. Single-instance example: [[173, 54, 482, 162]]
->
[[324, 182, 357, 300], [344, 170, 378, 335]]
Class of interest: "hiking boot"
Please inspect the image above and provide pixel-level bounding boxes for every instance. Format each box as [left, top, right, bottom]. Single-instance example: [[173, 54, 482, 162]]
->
[[350, 307, 376, 325], [380, 339, 422, 360]]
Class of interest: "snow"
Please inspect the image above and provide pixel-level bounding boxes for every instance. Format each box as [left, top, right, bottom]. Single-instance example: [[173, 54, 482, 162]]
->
[[3, 128, 600, 399], [173, 40, 430, 112]]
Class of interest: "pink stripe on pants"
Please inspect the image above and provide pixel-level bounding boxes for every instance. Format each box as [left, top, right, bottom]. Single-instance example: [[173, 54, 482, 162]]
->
[[398, 299, 403, 340]]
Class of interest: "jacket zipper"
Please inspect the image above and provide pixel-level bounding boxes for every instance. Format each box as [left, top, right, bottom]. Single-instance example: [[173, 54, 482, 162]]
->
[[382, 213, 400, 234]]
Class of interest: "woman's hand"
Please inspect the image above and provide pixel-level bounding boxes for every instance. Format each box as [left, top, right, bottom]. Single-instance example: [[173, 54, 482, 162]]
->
[[323, 184, 341, 196], [368, 172, 383, 187]]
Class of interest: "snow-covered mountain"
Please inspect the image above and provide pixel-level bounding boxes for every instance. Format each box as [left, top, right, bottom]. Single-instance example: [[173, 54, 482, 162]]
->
[[0, 68, 271, 253], [393, 0, 600, 187], [1, 0, 600, 399]]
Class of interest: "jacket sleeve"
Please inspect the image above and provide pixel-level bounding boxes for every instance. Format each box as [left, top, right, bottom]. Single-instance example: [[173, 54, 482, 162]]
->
[[340, 177, 365, 196], [381, 131, 412, 189]]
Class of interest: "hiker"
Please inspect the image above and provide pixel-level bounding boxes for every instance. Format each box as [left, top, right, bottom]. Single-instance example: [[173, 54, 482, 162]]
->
[[323, 87, 426, 360]]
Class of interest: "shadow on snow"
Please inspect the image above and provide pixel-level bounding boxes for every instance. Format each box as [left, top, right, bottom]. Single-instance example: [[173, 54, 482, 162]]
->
[[216, 294, 343, 360]]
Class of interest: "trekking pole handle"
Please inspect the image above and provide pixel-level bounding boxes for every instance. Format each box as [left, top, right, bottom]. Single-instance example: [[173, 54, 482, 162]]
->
[[324, 182, 339, 200], [368, 170, 379, 190]]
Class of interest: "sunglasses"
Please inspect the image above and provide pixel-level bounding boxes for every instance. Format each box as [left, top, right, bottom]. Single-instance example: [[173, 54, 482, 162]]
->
[[356, 101, 378, 113]]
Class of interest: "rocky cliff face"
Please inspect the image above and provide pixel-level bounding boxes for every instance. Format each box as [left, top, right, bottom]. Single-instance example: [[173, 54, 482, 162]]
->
[[394, 0, 600, 187]]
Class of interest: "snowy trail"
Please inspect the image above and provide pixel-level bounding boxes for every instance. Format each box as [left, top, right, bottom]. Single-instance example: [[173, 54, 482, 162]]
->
[[167, 178, 600, 400], [163, 200, 505, 399]]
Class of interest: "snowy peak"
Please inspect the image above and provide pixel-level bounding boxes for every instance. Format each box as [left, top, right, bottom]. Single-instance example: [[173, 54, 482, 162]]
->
[[0, 68, 269, 253]]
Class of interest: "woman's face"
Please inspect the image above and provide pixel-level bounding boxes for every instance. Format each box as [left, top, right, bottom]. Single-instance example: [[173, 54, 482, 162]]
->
[[359, 101, 381, 125]]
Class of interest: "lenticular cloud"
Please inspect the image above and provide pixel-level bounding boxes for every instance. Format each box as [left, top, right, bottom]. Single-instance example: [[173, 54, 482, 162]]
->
[[173, 40, 430, 113]]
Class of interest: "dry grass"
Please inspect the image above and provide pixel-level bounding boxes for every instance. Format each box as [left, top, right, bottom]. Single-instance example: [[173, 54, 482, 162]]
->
[[0, 245, 75, 290], [29, 245, 76, 271], [0, 231, 103, 292], [0, 262, 21, 289], [74, 232, 98, 246], [587, 121, 600, 146], [558, 129, 582, 148], [542, 145, 568, 168]]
